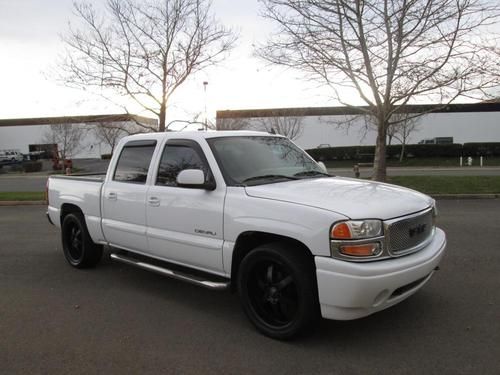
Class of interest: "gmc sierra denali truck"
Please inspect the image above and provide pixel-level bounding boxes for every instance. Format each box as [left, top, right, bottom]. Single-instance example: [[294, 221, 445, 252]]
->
[[47, 131, 447, 339]]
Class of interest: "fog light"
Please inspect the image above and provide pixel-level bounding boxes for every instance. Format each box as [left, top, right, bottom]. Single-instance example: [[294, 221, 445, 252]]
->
[[340, 243, 381, 257]]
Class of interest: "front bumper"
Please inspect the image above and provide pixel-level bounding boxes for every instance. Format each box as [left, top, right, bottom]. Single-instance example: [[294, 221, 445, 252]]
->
[[315, 227, 447, 320]]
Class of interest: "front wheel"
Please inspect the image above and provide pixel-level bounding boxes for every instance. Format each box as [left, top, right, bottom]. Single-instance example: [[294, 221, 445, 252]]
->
[[61, 212, 103, 268], [237, 242, 319, 340]]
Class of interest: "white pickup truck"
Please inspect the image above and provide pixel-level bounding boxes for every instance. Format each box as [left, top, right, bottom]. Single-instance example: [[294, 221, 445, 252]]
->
[[47, 131, 446, 339]]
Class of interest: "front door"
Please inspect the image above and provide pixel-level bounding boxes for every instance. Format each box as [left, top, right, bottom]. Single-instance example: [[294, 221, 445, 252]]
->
[[146, 139, 225, 274]]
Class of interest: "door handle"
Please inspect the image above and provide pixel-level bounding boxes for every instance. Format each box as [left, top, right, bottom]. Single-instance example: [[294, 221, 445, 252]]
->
[[148, 197, 160, 207], [107, 192, 117, 200]]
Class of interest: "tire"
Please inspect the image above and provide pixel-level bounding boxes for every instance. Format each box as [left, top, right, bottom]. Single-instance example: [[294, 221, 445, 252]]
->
[[61, 212, 103, 268], [237, 242, 319, 340]]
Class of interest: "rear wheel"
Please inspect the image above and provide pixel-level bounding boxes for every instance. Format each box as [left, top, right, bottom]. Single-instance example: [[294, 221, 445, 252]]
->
[[61, 212, 103, 268], [237, 242, 319, 340]]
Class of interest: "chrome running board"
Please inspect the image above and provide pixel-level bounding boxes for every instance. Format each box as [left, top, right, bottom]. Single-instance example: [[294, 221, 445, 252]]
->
[[110, 252, 230, 291]]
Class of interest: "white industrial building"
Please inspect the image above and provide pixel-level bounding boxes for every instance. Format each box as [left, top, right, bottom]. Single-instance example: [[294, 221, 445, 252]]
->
[[216, 103, 500, 150], [0, 114, 157, 159], [1, 103, 499, 160]]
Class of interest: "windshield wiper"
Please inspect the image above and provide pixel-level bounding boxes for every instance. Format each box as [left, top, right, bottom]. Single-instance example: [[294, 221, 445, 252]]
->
[[293, 170, 332, 177], [242, 174, 299, 185]]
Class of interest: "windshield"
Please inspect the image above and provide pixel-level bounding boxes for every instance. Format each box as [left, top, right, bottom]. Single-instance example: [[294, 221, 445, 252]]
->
[[207, 136, 327, 186]]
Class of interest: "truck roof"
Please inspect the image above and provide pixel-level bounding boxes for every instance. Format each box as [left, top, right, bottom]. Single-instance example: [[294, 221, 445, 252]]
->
[[121, 130, 279, 143]]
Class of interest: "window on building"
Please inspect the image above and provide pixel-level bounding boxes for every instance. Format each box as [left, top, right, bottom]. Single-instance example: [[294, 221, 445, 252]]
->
[[113, 140, 156, 183]]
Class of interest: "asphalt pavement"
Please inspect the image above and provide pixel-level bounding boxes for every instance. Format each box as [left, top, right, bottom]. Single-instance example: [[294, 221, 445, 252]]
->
[[0, 159, 109, 192], [0, 201, 499, 374]]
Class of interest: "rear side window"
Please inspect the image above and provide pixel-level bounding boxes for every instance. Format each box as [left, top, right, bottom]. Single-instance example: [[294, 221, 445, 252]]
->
[[113, 140, 156, 184], [156, 144, 210, 186]]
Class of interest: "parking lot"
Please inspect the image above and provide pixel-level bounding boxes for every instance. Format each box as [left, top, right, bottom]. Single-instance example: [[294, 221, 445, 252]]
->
[[1, 200, 499, 374]]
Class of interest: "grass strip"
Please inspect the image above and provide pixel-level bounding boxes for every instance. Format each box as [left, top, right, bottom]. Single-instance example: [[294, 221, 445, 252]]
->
[[325, 157, 500, 168], [0, 192, 45, 201], [388, 176, 500, 195]]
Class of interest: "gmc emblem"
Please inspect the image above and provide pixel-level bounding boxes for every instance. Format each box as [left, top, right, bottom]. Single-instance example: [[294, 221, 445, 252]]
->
[[409, 224, 427, 238]]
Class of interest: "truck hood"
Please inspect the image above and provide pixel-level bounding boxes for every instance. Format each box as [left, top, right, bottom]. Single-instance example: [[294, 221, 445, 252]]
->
[[244, 177, 433, 220]]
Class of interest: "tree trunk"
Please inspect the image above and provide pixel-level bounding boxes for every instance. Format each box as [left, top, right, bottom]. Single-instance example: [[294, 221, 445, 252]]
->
[[158, 101, 166, 132], [399, 141, 406, 163], [372, 118, 387, 181]]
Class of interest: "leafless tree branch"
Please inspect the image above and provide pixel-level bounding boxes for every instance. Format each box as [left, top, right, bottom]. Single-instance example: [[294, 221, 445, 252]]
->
[[258, 0, 500, 180], [58, 0, 237, 132], [257, 111, 305, 140], [42, 124, 88, 160]]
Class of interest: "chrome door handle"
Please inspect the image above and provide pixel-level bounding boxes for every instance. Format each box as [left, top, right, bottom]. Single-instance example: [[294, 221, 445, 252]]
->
[[148, 197, 160, 207], [107, 192, 117, 200]]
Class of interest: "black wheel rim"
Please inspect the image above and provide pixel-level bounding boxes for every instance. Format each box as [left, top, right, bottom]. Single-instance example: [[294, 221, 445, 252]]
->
[[246, 258, 299, 328], [66, 222, 83, 262]]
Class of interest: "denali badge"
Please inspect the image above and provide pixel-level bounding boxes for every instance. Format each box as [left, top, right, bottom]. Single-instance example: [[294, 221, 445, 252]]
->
[[409, 224, 426, 238]]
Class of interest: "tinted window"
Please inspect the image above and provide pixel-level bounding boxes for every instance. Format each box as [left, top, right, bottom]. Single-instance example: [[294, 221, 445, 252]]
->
[[113, 142, 156, 183], [157, 145, 208, 186], [208, 136, 322, 185]]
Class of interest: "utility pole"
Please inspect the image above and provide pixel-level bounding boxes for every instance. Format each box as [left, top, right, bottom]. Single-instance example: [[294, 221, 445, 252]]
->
[[203, 81, 208, 131]]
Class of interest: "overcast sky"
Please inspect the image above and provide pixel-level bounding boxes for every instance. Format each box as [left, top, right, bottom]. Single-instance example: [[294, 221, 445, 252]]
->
[[0, 0, 343, 125]]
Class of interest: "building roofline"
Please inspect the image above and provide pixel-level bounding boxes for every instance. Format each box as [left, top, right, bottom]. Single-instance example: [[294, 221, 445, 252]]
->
[[0, 114, 158, 127], [216, 102, 500, 119]]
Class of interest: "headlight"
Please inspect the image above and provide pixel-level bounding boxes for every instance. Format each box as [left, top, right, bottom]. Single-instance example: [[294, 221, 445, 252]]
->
[[331, 220, 383, 239], [330, 219, 384, 259]]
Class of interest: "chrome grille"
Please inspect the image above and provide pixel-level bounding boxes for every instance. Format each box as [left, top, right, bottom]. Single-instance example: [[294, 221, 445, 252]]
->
[[387, 209, 434, 254]]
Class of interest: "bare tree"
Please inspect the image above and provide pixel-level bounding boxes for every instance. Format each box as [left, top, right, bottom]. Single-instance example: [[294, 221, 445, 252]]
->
[[43, 124, 87, 160], [386, 119, 397, 147], [259, 0, 500, 181], [59, 0, 237, 132], [258, 114, 304, 141], [93, 122, 129, 153], [364, 112, 419, 148], [389, 114, 420, 162]]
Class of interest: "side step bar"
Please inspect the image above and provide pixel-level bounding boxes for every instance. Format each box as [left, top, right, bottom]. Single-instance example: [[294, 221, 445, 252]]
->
[[110, 252, 230, 291]]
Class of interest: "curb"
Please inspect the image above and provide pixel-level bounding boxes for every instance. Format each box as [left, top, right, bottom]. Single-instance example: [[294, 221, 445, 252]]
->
[[0, 201, 46, 206], [431, 194, 500, 199]]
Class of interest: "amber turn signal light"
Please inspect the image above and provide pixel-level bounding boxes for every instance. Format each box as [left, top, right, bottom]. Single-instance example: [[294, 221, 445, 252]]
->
[[340, 243, 380, 257], [331, 222, 352, 239]]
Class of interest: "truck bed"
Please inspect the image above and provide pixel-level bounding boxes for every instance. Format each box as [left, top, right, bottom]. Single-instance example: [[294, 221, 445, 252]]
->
[[49, 173, 106, 183], [47, 173, 106, 243]]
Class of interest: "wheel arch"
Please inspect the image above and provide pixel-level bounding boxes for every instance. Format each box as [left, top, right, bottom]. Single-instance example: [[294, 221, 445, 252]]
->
[[60, 203, 83, 225], [230, 231, 315, 291]]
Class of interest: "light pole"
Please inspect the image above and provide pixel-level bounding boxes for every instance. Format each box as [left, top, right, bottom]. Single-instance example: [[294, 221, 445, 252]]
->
[[203, 81, 208, 131]]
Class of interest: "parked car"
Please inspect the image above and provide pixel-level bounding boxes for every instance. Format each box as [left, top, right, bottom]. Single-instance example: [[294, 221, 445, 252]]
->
[[0, 150, 24, 163], [47, 131, 447, 339]]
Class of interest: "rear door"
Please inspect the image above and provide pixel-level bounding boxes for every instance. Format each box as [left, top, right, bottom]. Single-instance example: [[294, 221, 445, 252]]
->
[[146, 139, 225, 273], [101, 139, 157, 251]]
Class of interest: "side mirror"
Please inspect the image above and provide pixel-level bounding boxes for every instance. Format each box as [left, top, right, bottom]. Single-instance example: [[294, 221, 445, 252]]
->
[[317, 161, 328, 173], [176, 169, 215, 190]]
